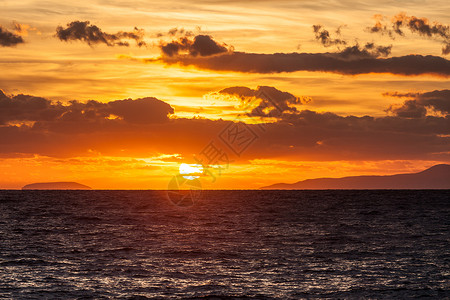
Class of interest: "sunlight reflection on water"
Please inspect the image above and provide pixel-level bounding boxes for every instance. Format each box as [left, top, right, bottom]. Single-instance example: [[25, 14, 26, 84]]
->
[[0, 190, 449, 299]]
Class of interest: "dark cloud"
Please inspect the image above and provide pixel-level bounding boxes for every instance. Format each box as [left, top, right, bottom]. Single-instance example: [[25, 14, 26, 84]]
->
[[106, 98, 174, 123], [386, 89, 450, 118], [158, 51, 450, 76], [0, 90, 65, 123], [217, 86, 310, 117], [250, 109, 449, 161], [313, 25, 392, 59], [160, 34, 229, 57], [386, 100, 427, 118], [0, 89, 173, 126], [393, 14, 449, 39], [0, 26, 24, 47], [313, 24, 347, 47], [0, 89, 448, 162], [443, 44, 450, 55], [144, 33, 447, 76], [56, 21, 146, 47], [418, 90, 450, 114], [368, 13, 450, 55], [191, 35, 229, 56], [160, 37, 189, 57], [336, 42, 392, 59]]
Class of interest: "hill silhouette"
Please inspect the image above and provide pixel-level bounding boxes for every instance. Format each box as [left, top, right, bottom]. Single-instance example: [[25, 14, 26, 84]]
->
[[22, 182, 92, 190], [261, 164, 450, 190]]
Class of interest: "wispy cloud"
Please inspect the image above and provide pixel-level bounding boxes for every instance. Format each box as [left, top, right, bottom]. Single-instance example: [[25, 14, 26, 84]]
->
[[368, 13, 450, 55], [313, 24, 347, 47], [13, 22, 40, 37], [313, 24, 392, 58]]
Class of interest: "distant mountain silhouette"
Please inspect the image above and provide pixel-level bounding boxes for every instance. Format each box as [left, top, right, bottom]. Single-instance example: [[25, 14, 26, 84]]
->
[[22, 182, 92, 190], [261, 164, 450, 190]]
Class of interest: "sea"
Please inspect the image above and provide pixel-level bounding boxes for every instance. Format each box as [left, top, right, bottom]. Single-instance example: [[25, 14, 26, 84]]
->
[[0, 190, 449, 299]]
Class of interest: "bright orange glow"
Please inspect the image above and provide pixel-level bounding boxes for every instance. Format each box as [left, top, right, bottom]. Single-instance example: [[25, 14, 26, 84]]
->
[[0, 1, 449, 189]]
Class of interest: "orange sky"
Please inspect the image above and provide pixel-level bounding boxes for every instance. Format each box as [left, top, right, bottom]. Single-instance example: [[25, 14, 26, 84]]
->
[[0, 0, 449, 189]]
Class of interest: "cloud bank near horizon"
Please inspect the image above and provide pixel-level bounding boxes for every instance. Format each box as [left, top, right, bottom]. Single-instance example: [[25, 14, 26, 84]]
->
[[0, 88, 448, 162]]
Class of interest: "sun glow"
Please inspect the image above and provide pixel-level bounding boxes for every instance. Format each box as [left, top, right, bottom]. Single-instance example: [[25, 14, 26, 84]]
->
[[179, 163, 204, 180]]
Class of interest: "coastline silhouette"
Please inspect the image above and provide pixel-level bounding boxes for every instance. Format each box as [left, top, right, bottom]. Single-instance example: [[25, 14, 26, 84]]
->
[[22, 182, 92, 190], [261, 164, 450, 190]]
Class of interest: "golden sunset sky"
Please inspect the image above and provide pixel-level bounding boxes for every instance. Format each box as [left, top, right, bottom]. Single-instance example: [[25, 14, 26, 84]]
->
[[0, 0, 449, 189]]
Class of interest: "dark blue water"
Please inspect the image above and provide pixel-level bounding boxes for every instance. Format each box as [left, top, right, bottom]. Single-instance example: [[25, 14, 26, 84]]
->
[[0, 190, 449, 299]]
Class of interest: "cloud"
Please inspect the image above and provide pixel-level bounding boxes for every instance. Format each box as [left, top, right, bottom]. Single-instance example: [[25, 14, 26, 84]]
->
[[386, 100, 427, 118], [368, 13, 450, 55], [0, 25, 24, 47], [160, 34, 229, 57], [392, 13, 449, 39], [157, 27, 195, 38], [55, 21, 146, 47], [0, 88, 448, 162], [337, 42, 392, 59], [105, 97, 174, 123], [156, 51, 450, 76], [13, 22, 40, 37], [0, 89, 173, 126], [368, 14, 390, 35], [131, 33, 444, 76], [443, 44, 450, 55], [0, 90, 67, 124], [313, 24, 347, 47], [313, 25, 392, 59], [214, 86, 311, 118], [249, 109, 449, 161], [385, 89, 450, 118]]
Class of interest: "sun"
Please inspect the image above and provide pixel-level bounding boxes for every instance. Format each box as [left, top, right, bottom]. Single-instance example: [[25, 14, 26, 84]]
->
[[179, 163, 204, 180]]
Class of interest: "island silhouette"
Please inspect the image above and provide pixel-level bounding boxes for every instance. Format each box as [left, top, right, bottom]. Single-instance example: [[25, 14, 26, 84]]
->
[[22, 182, 92, 190], [261, 164, 450, 190]]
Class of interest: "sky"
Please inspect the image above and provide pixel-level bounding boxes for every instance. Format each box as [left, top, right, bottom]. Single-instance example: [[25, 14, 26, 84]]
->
[[0, 0, 449, 189]]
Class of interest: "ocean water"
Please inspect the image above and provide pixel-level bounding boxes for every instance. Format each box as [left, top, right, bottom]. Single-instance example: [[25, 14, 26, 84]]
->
[[0, 190, 449, 299]]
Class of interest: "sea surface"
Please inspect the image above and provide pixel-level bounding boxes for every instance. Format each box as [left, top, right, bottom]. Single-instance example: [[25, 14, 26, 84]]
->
[[0, 190, 449, 299]]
